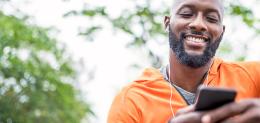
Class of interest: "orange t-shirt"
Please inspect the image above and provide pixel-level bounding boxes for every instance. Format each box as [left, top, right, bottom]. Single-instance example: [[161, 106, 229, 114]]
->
[[107, 58, 260, 123]]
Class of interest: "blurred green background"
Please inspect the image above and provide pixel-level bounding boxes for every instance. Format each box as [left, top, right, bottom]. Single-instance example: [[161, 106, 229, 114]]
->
[[0, 0, 259, 123]]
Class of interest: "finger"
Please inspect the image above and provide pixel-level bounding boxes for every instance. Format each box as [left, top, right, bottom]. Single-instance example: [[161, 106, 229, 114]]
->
[[237, 107, 260, 123], [221, 107, 260, 123], [175, 105, 195, 116], [170, 112, 203, 123], [202, 100, 255, 123], [201, 102, 241, 123]]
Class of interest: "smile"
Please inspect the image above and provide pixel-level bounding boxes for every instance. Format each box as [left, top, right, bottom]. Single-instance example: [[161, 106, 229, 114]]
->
[[186, 36, 205, 43], [185, 35, 208, 43], [184, 35, 209, 49]]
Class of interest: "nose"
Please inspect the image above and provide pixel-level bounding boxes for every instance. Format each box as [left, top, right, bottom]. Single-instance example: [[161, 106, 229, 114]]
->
[[188, 13, 207, 32]]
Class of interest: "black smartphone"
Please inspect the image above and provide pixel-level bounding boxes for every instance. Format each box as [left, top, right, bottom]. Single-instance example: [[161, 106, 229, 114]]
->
[[194, 86, 237, 111]]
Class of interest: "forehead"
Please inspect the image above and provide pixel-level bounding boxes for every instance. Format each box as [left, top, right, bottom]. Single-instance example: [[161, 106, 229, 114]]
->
[[173, 0, 223, 16]]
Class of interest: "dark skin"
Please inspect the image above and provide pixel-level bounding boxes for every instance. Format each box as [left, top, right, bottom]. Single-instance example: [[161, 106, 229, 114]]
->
[[168, 50, 212, 93], [165, 0, 260, 122], [165, 0, 225, 93], [169, 99, 260, 123]]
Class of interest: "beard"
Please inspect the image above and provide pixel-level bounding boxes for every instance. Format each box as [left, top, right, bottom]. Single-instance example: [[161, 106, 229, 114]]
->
[[169, 28, 223, 68]]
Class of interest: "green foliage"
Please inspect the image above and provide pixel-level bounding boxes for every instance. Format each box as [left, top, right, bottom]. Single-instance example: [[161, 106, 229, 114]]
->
[[0, 11, 92, 123], [230, 5, 253, 26], [67, 0, 169, 67], [229, 4, 260, 32]]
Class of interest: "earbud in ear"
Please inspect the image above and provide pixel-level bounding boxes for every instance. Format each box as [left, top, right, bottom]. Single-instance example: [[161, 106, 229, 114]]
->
[[165, 25, 169, 33]]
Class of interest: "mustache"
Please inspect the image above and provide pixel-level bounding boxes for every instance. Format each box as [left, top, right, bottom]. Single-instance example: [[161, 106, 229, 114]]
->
[[188, 30, 205, 35]]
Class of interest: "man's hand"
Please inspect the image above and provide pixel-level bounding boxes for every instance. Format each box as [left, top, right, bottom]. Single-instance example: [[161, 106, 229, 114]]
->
[[168, 105, 205, 123], [169, 99, 260, 123], [201, 99, 260, 123]]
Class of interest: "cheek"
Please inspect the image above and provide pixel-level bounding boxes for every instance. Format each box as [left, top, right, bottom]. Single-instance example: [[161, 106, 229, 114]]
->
[[170, 20, 188, 35], [210, 26, 224, 40]]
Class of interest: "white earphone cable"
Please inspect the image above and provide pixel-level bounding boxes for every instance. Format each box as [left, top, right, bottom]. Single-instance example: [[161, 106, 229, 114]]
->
[[168, 63, 175, 118]]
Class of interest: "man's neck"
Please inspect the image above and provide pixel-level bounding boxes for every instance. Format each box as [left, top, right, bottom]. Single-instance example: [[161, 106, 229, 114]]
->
[[168, 51, 213, 93]]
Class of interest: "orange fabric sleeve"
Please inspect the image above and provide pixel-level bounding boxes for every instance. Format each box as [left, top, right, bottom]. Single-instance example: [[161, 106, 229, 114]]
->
[[240, 62, 260, 97], [107, 87, 140, 123], [248, 62, 260, 96]]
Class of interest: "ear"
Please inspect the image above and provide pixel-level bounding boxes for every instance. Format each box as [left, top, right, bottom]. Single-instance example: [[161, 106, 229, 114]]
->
[[222, 25, 225, 34], [164, 16, 170, 30], [221, 25, 225, 37]]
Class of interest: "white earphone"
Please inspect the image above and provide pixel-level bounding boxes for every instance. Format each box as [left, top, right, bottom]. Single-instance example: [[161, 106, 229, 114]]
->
[[168, 62, 175, 118]]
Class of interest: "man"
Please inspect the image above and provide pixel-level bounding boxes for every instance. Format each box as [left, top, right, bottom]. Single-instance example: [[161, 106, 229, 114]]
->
[[108, 0, 260, 122]]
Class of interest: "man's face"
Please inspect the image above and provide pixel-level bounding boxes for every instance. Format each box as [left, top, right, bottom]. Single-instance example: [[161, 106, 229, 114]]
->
[[165, 0, 225, 68]]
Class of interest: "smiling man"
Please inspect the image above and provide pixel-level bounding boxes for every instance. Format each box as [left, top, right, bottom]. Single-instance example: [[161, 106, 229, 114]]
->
[[108, 0, 260, 123]]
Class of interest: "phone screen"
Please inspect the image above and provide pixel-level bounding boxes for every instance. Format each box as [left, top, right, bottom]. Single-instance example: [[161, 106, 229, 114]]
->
[[194, 86, 237, 111]]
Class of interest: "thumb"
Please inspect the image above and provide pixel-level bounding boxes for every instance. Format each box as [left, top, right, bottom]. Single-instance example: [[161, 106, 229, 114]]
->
[[176, 105, 195, 116]]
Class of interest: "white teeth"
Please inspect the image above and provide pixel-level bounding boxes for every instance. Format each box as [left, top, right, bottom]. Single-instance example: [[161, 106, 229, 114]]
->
[[186, 36, 205, 43]]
